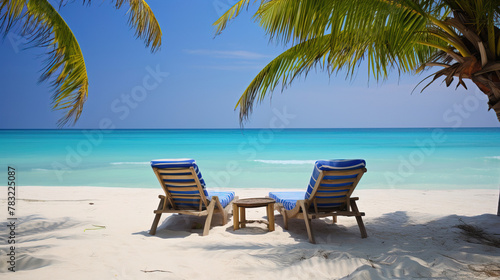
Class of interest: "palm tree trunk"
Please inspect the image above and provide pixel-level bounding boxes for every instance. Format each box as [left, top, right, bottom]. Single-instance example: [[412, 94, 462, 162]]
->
[[492, 101, 500, 123], [471, 74, 500, 123]]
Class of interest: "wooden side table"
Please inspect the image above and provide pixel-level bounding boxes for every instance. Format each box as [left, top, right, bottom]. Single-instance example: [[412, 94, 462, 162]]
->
[[232, 198, 275, 232]]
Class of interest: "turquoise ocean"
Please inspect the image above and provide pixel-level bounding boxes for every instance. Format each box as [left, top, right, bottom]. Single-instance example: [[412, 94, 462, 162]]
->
[[1, 128, 499, 190]]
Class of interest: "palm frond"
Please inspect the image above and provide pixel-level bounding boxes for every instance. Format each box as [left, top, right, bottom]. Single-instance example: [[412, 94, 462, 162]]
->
[[216, 0, 500, 124], [71, 0, 162, 52], [236, 34, 332, 121], [1, 0, 163, 127], [113, 0, 162, 52], [446, 0, 500, 57], [230, 0, 437, 121], [0, 0, 26, 32], [213, 0, 254, 35], [24, 0, 89, 127], [255, 0, 335, 45]]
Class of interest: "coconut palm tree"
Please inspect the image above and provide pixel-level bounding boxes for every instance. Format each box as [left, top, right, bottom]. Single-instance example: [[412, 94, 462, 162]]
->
[[0, 0, 162, 126], [214, 0, 500, 124]]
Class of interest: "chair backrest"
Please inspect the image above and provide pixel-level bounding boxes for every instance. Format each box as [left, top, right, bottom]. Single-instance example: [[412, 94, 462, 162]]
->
[[305, 160, 367, 211], [151, 159, 210, 210]]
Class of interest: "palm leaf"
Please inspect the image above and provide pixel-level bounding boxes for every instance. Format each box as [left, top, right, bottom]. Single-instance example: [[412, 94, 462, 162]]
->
[[213, 0, 253, 35], [236, 34, 331, 121], [0, 0, 162, 126], [82, 0, 162, 51], [113, 0, 162, 52], [20, 0, 89, 126], [217, 0, 500, 124], [0, 0, 26, 32], [226, 0, 438, 121]]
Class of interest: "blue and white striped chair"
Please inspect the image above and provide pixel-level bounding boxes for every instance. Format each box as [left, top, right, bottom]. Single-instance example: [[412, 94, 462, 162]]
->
[[269, 159, 367, 243], [149, 159, 236, 236]]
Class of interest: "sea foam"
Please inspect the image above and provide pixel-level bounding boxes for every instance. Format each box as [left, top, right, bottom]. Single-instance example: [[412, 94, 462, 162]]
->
[[484, 156, 500, 160]]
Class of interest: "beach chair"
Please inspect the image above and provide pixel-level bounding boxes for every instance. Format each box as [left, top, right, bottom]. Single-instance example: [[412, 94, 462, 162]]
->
[[149, 159, 236, 236], [269, 159, 367, 243]]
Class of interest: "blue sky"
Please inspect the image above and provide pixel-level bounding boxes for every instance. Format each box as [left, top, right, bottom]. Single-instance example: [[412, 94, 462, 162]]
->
[[0, 0, 499, 129]]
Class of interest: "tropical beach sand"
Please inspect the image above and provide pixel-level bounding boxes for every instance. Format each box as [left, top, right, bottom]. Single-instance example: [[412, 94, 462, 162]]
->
[[1, 187, 500, 279]]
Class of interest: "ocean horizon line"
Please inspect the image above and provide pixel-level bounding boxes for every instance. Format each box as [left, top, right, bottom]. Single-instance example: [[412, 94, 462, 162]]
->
[[1, 127, 499, 131]]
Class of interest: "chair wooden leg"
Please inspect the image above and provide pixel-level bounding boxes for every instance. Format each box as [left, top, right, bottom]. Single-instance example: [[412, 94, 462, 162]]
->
[[332, 215, 337, 224], [299, 201, 315, 244], [222, 206, 229, 225], [214, 197, 228, 225], [355, 216, 367, 238], [351, 200, 368, 238], [150, 199, 164, 235], [203, 200, 216, 236], [280, 208, 288, 230]]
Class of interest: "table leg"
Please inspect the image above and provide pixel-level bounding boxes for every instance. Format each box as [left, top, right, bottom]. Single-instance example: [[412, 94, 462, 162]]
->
[[267, 203, 275, 231], [233, 204, 239, 230], [240, 207, 246, 228]]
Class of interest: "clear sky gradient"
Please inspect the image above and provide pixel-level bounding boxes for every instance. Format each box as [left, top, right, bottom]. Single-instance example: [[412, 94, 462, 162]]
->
[[1, 0, 499, 129]]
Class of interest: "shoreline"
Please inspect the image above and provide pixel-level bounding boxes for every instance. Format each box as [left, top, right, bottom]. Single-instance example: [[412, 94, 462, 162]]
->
[[2, 186, 499, 279], [11, 184, 500, 191]]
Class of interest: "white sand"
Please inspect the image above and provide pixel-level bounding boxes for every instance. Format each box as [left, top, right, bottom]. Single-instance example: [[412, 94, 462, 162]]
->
[[1, 186, 500, 279]]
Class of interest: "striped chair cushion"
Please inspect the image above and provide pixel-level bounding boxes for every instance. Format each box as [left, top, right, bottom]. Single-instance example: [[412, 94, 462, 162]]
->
[[151, 159, 235, 209], [151, 158, 208, 197], [270, 159, 366, 211], [207, 191, 235, 208], [305, 159, 366, 201], [269, 191, 305, 211]]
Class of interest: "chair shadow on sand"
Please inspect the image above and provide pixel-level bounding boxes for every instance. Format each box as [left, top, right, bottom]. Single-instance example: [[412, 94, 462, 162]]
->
[[139, 209, 500, 254], [135, 213, 230, 239], [273, 210, 499, 251], [161, 211, 499, 279]]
